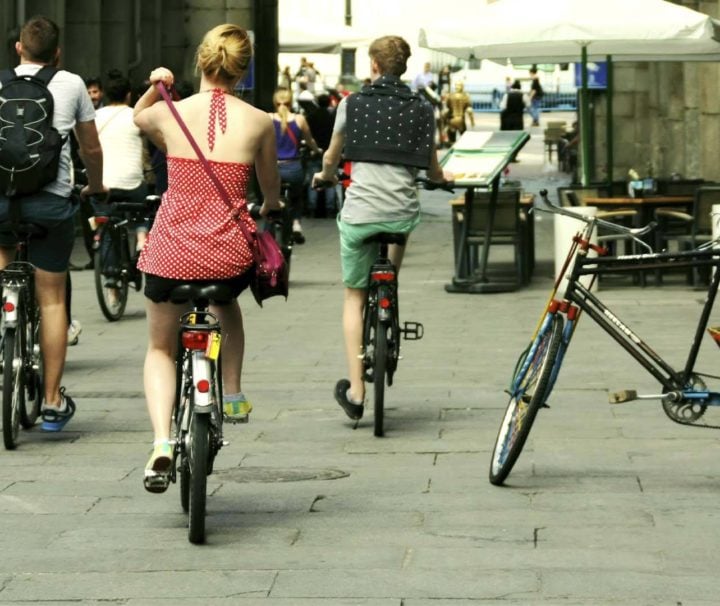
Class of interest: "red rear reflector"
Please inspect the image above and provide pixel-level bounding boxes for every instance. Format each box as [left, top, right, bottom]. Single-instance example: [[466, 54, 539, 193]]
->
[[182, 330, 210, 350], [95, 216, 109, 225], [196, 379, 210, 393], [2, 302, 14, 313], [379, 297, 391, 309], [371, 271, 395, 281]]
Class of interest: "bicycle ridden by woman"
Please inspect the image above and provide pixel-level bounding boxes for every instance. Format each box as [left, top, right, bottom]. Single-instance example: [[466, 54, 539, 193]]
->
[[133, 24, 281, 492], [312, 35, 451, 422], [269, 88, 321, 244]]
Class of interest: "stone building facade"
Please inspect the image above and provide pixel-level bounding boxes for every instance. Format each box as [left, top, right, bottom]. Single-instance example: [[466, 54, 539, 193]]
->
[[0, 0, 280, 108], [588, 0, 720, 183]]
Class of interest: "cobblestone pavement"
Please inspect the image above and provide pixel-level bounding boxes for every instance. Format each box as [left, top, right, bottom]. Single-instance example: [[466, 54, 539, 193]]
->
[[1, 113, 719, 604]]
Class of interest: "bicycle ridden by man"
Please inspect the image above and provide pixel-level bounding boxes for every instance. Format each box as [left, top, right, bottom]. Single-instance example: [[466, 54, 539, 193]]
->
[[312, 35, 451, 421], [0, 16, 107, 431]]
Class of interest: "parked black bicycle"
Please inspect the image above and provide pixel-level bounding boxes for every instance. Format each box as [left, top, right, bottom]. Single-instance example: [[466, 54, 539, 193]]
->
[[0, 214, 44, 449], [489, 189, 720, 485], [92, 191, 159, 321]]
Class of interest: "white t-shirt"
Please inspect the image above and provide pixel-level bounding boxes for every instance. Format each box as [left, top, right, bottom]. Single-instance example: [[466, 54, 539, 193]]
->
[[6, 63, 96, 198], [95, 105, 144, 190]]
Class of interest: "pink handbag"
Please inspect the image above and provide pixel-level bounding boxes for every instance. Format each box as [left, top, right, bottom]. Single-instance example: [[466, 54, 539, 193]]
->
[[157, 83, 288, 306]]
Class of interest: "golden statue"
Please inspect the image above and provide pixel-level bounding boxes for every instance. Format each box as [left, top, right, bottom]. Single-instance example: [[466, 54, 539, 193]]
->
[[444, 82, 475, 145]]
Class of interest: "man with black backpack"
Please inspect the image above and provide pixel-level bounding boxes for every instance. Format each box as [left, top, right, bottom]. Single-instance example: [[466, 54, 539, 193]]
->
[[0, 15, 107, 431]]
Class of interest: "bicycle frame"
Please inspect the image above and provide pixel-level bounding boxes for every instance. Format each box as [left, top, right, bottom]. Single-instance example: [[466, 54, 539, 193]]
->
[[566, 247, 720, 391]]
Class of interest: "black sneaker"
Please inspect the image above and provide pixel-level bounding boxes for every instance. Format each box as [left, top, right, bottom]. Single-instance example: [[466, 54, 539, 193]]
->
[[334, 379, 364, 420]]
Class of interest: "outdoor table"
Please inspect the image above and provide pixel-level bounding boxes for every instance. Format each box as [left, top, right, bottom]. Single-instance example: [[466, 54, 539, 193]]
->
[[441, 130, 530, 293], [584, 195, 693, 226]]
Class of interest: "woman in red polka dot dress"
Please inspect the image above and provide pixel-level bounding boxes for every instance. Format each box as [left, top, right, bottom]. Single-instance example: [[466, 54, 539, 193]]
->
[[133, 24, 281, 492]]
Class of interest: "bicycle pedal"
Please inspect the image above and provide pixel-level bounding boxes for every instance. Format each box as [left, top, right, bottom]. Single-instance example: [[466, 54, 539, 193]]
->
[[609, 389, 638, 404], [143, 471, 171, 493], [401, 321, 424, 340]]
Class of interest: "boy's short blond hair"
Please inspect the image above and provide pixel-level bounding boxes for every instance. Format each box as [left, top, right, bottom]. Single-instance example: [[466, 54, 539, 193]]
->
[[368, 36, 411, 77]]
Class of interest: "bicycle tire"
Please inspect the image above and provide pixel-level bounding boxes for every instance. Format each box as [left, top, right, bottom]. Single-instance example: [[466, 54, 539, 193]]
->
[[373, 318, 388, 437], [2, 328, 24, 450], [489, 313, 563, 486], [187, 411, 210, 544], [20, 311, 40, 428], [94, 230, 128, 321]]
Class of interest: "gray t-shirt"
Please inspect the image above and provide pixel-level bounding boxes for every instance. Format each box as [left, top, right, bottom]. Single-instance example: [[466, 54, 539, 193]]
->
[[6, 63, 96, 198], [334, 98, 420, 224]]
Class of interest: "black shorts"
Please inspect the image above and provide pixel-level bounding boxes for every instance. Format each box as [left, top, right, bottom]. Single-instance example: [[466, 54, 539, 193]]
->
[[143, 271, 253, 304]]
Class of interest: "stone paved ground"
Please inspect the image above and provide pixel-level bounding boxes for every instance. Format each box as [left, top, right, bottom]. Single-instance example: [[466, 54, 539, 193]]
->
[[1, 113, 720, 604]]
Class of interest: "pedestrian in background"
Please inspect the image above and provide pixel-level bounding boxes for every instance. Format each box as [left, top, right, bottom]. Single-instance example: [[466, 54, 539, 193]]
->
[[499, 79, 527, 131], [528, 65, 544, 127]]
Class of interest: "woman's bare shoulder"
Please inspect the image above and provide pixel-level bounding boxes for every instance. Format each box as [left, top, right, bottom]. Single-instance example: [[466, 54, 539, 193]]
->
[[230, 98, 273, 127]]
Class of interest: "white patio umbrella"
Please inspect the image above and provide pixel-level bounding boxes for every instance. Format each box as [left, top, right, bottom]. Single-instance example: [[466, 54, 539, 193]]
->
[[419, 0, 720, 184], [280, 22, 372, 54]]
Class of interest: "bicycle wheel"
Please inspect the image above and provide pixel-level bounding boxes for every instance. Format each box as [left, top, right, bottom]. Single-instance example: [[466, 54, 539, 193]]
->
[[373, 318, 388, 437], [94, 230, 128, 321], [187, 411, 210, 544], [2, 327, 24, 450], [489, 313, 563, 486], [20, 311, 40, 428]]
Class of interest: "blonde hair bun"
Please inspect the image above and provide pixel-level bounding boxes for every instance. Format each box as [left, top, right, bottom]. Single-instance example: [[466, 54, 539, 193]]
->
[[196, 24, 252, 82]]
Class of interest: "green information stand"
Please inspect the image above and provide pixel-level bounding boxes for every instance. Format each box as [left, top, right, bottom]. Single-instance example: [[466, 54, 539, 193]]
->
[[441, 130, 530, 293]]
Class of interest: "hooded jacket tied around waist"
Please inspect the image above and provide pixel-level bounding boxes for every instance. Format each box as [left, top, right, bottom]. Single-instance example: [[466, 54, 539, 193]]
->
[[343, 75, 435, 169]]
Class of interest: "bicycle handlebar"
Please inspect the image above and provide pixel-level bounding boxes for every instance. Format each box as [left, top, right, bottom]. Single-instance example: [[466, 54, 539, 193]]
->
[[414, 176, 455, 193], [247, 203, 284, 222], [537, 189, 656, 253], [92, 193, 161, 217]]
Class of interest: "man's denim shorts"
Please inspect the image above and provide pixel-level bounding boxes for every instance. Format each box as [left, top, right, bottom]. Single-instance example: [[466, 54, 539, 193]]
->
[[0, 192, 77, 273], [337, 214, 420, 289]]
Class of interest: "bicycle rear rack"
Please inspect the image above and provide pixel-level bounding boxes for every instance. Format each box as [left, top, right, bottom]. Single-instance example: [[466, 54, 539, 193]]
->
[[401, 321, 424, 341]]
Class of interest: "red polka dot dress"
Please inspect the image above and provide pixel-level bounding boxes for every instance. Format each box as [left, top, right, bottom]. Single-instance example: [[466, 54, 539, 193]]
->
[[138, 157, 256, 280]]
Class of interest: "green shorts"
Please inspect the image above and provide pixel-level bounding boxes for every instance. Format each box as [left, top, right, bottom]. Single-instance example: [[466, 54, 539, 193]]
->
[[337, 214, 420, 289]]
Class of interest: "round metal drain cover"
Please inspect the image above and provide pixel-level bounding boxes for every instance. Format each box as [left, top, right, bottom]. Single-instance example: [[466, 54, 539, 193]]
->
[[215, 466, 349, 483]]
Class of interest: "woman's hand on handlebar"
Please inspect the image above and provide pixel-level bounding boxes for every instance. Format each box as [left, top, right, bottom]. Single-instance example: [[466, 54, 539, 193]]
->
[[259, 199, 284, 218]]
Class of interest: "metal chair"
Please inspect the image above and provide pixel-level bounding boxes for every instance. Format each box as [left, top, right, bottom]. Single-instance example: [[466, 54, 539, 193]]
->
[[654, 185, 720, 285]]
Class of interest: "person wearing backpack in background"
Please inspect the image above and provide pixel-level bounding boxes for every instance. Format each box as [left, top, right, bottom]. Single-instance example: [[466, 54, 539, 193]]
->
[[0, 15, 107, 431]]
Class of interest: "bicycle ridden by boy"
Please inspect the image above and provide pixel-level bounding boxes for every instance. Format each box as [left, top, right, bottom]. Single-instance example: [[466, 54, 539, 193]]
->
[[312, 35, 452, 421], [0, 16, 107, 431]]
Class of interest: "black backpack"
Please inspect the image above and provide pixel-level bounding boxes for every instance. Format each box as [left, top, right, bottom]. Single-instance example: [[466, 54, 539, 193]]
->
[[0, 66, 65, 197]]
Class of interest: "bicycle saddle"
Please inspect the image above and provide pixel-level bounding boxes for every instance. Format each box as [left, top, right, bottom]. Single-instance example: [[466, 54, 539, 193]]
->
[[363, 232, 407, 246], [168, 283, 235, 305]]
